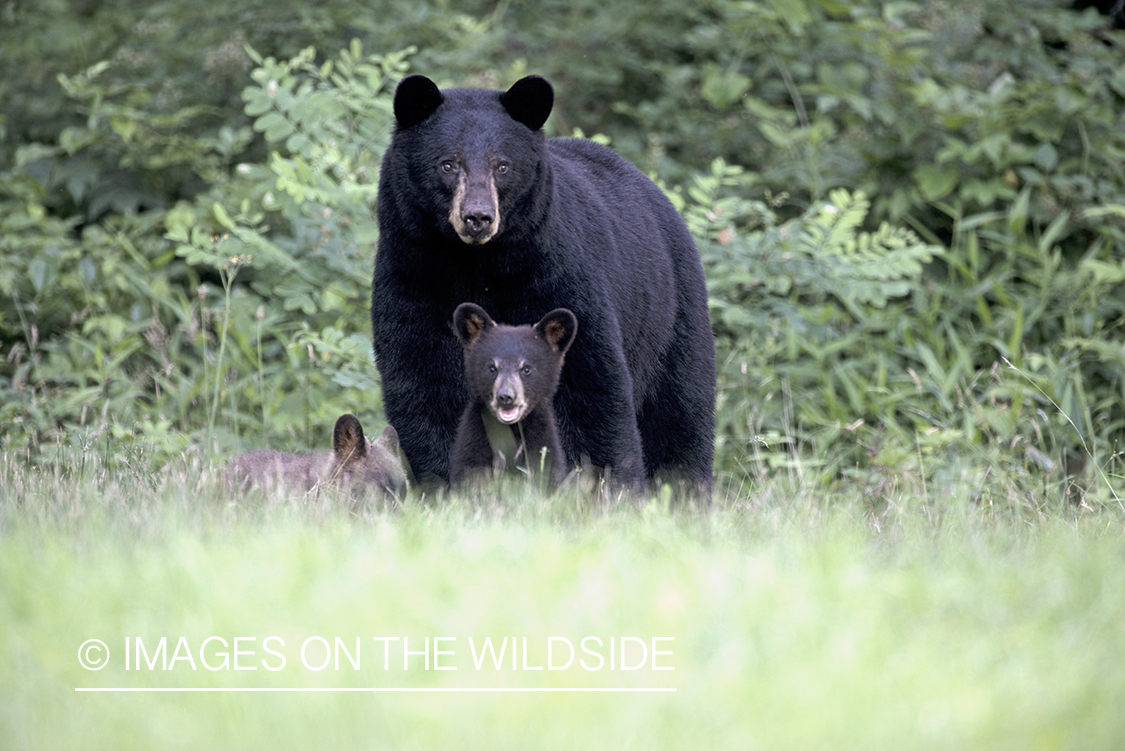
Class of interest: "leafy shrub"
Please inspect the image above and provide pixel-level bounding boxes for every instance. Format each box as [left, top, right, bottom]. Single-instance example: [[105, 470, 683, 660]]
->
[[1, 42, 411, 461], [686, 160, 1124, 503], [1, 2, 1123, 503]]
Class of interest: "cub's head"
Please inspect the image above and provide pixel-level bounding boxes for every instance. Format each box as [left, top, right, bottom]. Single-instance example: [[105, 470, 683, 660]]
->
[[388, 75, 554, 246], [452, 303, 578, 425], [330, 414, 407, 498]]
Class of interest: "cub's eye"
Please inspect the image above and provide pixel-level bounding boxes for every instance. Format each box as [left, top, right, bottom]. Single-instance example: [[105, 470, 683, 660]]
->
[[487, 364, 497, 374], [521, 365, 532, 376], [441, 161, 456, 173], [496, 162, 509, 175]]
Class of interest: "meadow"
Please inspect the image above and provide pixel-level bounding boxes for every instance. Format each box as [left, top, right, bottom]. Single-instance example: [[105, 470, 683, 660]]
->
[[3, 2, 1125, 748], [2, 450, 1123, 750]]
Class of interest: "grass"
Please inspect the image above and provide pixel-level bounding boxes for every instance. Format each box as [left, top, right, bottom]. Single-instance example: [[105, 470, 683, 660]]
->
[[1, 451, 1124, 750]]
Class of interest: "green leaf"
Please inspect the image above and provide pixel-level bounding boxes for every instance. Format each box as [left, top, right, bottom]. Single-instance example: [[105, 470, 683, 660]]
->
[[15, 143, 59, 168], [109, 115, 136, 143], [29, 257, 48, 293], [253, 112, 295, 143], [1007, 187, 1031, 235], [1007, 304, 1024, 356], [1080, 259, 1125, 284], [1037, 210, 1070, 254], [767, 0, 812, 31], [915, 164, 959, 202], [1034, 143, 1058, 173], [212, 202, 235, 230], [243, 90, 273, 117], [285, 132, 311, 155], [701, 66, 752, 110]]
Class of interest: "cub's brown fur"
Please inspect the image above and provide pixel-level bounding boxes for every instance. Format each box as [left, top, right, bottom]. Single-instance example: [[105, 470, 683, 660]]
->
[[226, 414, 406, 499]]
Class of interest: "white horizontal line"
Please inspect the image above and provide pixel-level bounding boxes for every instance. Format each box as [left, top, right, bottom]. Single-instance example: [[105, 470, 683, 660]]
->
[[75, 687, 676, 693]]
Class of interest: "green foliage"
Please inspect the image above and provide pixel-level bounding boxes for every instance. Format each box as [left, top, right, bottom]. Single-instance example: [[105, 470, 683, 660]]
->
[[1, 42, 411, 461], [1, 1, 1124, 501], [689, 157, 1123, 503], [688, 161, 944, 476], [523, 0, 1125, 232]]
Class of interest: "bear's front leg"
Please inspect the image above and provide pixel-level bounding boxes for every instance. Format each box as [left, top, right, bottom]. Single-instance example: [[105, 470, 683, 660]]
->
[[553, 347, 646, 491], [372, 291, 466, 487]]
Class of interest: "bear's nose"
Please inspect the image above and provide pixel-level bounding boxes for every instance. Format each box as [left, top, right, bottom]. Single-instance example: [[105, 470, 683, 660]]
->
[[462, 208, 494, 234], [496, 380, 516, 405]]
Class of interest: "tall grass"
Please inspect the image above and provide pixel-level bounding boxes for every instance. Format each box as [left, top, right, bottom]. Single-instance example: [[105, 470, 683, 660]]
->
[[2, 448, 1123, 750]]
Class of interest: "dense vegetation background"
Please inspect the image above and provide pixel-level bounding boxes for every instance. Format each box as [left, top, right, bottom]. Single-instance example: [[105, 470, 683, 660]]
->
[[2, 0, 1124, 505]]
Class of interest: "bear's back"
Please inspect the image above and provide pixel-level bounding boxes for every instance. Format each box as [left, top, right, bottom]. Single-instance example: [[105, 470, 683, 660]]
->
[[545, 138, 684, 224], [225, 449, 326, 492]]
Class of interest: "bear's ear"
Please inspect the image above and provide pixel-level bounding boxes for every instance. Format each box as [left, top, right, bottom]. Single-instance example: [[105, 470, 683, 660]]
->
[[500, 75, 554, 131], [453, 303, 495, 348], [536, 308, 578, 354], [374, 424, 399, 454], [394, 75, 444, 130], [333, 413, 367, 462]]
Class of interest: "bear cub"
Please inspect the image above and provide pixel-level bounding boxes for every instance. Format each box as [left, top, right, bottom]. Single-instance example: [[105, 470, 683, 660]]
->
[[450, 303, 577, 486], [226, 414, 406, 500]]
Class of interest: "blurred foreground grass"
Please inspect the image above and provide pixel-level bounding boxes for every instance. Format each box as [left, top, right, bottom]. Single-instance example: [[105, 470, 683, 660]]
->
[[1, 452, 1123, 750]]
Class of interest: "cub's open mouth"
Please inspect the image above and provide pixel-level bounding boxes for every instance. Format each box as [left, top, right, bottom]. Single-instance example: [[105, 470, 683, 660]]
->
[[496, 405, 523, 424]]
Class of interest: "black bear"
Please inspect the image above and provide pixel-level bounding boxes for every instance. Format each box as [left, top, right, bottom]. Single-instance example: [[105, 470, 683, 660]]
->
[[226, 414, 406, 500], [450, 302, 577, 486], [372, 74, 715, 494]]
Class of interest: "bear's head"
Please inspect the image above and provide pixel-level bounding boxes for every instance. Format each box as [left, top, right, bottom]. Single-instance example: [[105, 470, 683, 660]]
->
[[330, 414, 407, 497], [453, 303, 577, 425], [388, 75, 554, 247]]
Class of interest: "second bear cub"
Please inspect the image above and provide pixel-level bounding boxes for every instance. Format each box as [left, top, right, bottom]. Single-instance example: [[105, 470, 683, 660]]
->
[[450, 303, 577, 486], [226, 414, 406, 500]]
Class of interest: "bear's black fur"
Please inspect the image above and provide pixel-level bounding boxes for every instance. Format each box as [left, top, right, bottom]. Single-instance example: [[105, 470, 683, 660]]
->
[[372, 74, 715, 493], [449, 303, 577, 486]]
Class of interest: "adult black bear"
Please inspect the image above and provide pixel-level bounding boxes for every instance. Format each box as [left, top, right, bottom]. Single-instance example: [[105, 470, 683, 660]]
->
[[450, 303, 577, 486], [372, 74, 715, 493]]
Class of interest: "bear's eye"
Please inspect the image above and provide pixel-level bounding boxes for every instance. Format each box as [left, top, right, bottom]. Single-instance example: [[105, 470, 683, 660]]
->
[[487, 364, 497, 374], [496, 162, 509, 175], [441, 161, 456, 173], [521, 365, 532, 376]]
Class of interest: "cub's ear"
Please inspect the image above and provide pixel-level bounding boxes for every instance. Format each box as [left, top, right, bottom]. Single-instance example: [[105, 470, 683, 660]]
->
[[394, 75, 444, 130], [333, 413, 367, 462], [374, 424, 399, 454], [453, 303, 495, 348], [536, 308, 578, 354], [500, 75, 554, 131]]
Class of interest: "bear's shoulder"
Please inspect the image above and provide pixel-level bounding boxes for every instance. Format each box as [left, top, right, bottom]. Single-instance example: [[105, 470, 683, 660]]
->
[[547, 137, 632, 170], [545, 137, 663, 197]]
